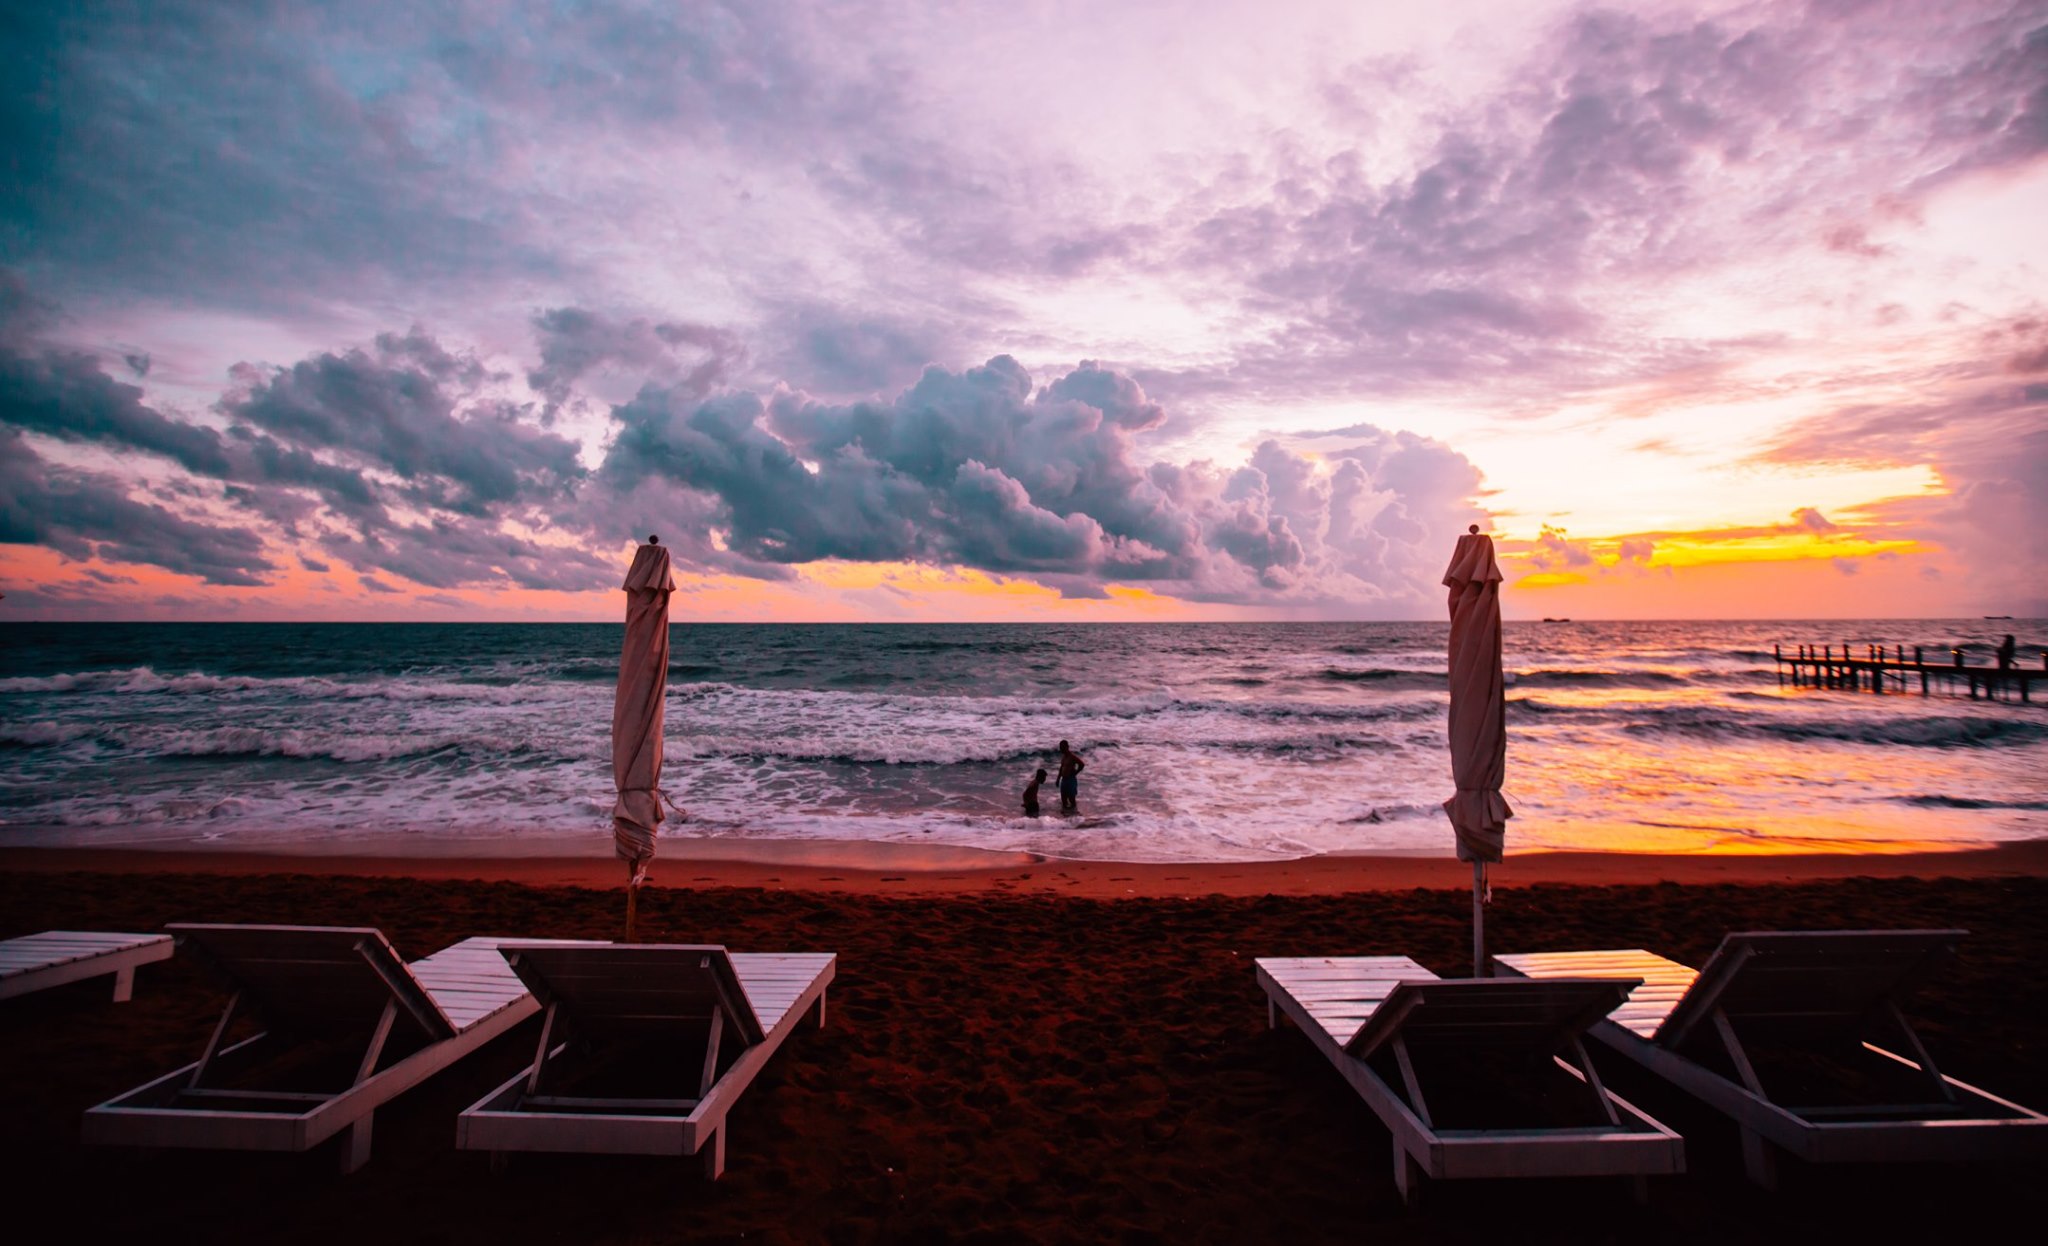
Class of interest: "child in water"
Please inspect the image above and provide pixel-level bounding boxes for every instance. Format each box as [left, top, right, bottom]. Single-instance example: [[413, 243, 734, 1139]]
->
[[1022, 768, 1048, 817]]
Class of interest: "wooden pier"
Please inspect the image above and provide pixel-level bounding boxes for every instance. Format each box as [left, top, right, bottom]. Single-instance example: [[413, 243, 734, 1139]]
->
[[1774, 642, 2045, 704]]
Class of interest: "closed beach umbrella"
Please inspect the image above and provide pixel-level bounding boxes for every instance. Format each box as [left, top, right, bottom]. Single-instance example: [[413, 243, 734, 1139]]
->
[[614, 536, 675, 934], [1443, 525, 1512, 976]]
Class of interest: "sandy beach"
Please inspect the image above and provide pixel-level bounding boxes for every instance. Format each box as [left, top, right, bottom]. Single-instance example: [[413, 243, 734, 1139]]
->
[[3, 838, 2044, 1244]]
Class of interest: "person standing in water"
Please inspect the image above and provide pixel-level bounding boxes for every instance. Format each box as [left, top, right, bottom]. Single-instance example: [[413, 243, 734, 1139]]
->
[[1055, 739, 1085, 813], [1997, 634, 2017, 670], [1022, 768, 1048, 817]]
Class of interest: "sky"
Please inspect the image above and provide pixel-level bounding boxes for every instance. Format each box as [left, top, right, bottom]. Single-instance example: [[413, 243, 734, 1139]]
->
[[2, 0, 2044, 622]]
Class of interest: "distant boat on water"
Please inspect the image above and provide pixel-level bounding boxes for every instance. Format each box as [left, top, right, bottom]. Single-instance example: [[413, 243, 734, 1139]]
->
[[1984, 615, 2013, 619], [1541, 617, 1571, 622]]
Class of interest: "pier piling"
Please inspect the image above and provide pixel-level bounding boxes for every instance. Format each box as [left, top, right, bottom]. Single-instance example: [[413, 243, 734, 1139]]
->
[[1775, 638, 2042, 705]]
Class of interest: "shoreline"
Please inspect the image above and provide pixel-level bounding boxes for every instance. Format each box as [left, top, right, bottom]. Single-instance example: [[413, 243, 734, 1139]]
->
[[4, 834, 2044, 896]]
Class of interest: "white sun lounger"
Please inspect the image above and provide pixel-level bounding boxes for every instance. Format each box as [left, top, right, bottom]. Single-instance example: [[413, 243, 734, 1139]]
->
[[84, 924, 596, 1172], [1256, 955, 1684, 1203], [1496, 930, 2048, 1187], [0, 930, 173, 1003], [457, 944, 836, 1178]]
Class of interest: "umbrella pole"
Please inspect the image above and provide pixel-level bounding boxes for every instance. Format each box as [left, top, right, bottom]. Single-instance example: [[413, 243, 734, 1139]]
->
[[1472, 861, 1487, 978], [625, 860, 642, 942]]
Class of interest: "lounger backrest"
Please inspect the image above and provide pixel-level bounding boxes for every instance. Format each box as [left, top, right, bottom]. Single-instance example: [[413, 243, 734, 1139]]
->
[[167, 923, 454, 1042], [497, 944, 765, 1046], [1655, 929, 1966, 1048], [1344, 978, 1639, 1060]]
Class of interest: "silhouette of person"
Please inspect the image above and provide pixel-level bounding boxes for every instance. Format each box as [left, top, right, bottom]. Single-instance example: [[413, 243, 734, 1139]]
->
[[1022, 768, 1048, 817], [1055, 740, 1085, 813], [1997, 634, 2017, 670]]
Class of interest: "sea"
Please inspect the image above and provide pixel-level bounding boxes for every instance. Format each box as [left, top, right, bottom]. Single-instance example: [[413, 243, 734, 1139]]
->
[[1, 620, 2044, 862]]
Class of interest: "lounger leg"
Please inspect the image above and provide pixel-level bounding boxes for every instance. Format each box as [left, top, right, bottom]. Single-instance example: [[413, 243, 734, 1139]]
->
[[341, 1114, 374, 1175], [814, 990, 828, 1028], [112, 965, 136, 1003], [1739, 1128, 1778, 1191], [702, 1126, 726, 1180], [1628, 1175, 1649, 1206], [1712, 1007, 1781, 1190], [1266, 996, 1276, 1030], [489, 1151, 509, 1177], [1392, 1146, 1423, 1207]]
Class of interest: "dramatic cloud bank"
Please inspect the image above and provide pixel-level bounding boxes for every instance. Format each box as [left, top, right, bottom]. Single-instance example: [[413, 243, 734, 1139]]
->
[[2, 276, 608, 595], [600, 355, 1481, 606], [1, 269, 1483, 610], [2, 1, 2044, 617]]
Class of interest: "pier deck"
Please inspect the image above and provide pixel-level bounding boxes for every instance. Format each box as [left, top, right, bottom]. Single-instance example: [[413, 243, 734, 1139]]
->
[[1774, 643, 2044, 704]]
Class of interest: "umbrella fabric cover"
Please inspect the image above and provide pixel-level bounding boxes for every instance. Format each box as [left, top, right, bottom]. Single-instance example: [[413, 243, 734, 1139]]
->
[[613, 542, 675, 874], [1442, 531, 1512, 862]]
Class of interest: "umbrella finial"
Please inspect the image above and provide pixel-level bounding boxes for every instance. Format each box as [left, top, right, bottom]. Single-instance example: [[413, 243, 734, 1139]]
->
[[1468, 524, 1479, 535], [648, 534, 660, 545]]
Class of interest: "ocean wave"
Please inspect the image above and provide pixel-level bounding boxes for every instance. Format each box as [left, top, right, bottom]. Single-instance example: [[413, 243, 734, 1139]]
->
[[0, 665, 583, 706], [105, 725, 551, 764], [1513, 668, 1689, 688], [671, 680, 1441, 728], [546, 661, 722, 683], [0, 721, 97, 748], [1613, 707, 2048, 748], [826, 670, 909, 688], [875, 637, 1045, 657], [1896, 794, 2048, 811], [1313, 667, 1443, 685], [1506, 695, 2048, 748], [670, 712, 1429, 764], [675, 740, 1061, 767], [1340, 802, 1439, 824]]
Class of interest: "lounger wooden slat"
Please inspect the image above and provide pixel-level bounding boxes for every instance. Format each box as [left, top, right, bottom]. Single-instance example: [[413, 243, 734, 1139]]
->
[[457, 944, 835, 1177], [84, 927, 602, 1173], [1497, 929, 2048, 1187], [0, 938, 146, 958], [0, 931, 173, 1003], [731, 953, 835, 1029], [1257, 955, 1683, 1203]]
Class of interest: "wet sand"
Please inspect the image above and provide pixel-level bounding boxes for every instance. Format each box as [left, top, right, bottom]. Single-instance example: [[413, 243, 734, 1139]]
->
[[1, 843, 2043, 1242], [4, 834, 2046, 895]]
